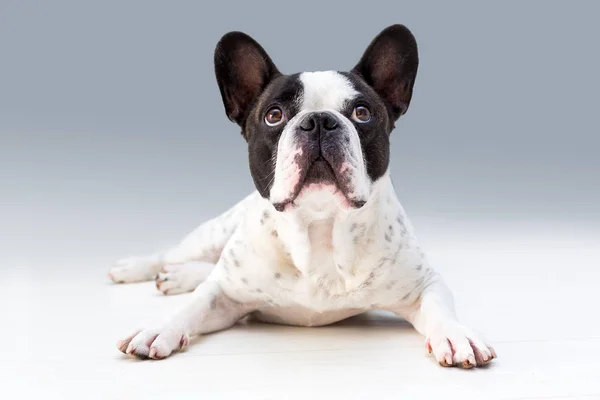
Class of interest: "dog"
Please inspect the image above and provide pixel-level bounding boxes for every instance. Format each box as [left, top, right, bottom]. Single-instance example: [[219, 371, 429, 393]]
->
[[109, 24, 496, 368]]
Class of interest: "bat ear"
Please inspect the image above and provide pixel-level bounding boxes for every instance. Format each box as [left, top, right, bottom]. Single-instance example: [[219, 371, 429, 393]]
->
[[352, 24, 419, 121], [214, 31, 281, 126]]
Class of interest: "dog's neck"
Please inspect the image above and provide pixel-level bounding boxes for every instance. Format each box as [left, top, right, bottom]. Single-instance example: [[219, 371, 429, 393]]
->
[[271, 173, 398, 276]]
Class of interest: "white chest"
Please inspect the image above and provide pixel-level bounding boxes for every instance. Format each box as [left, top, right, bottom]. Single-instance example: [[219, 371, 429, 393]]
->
[[214, 179, 429, 326]]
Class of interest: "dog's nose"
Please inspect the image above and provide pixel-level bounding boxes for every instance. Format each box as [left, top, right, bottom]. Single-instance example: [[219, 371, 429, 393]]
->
[[322, 114, 338, 130], [299, 112, 339, 132], [299, 116, 316, 131]]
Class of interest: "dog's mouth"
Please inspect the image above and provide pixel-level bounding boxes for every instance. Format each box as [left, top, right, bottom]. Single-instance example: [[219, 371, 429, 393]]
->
[[304, 156, 337, 184], [272, 156, 366, 212]]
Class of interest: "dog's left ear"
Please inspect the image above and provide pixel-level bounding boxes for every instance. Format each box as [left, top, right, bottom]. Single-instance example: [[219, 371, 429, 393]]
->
[[214, 31, 281, 126], [351, 24, 419, 121]]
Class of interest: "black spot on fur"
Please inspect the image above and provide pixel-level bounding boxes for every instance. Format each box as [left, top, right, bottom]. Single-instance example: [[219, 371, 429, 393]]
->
[[274, 272, 281, 279], [376, 258, 389, 269], [396, 215, 408, 237], [402, 276, 426, 300], [361, 271, 376, 288], [260, 210, 271, 225]]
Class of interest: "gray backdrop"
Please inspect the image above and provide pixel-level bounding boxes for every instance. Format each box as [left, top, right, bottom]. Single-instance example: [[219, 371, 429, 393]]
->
[[1, 1, 598, 271]]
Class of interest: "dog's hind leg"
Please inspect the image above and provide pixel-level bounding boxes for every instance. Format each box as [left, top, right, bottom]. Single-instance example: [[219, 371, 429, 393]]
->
[[108, 192, 259, 284]]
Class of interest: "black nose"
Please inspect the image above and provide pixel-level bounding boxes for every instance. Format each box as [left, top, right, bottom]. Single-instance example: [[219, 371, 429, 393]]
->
[[299, 112, 339, 132], [299, 116, 315, 131]]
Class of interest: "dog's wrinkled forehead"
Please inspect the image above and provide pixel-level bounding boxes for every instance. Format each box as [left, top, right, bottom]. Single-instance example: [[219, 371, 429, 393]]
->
[[250, 71, 365, 127], [250, 70, 389, 133]]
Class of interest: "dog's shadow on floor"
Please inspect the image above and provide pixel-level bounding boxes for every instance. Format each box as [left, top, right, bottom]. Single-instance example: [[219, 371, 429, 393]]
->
[[245, 310, 412, 328], [327, 311, 412, 328], [190, 310, 418, 348]]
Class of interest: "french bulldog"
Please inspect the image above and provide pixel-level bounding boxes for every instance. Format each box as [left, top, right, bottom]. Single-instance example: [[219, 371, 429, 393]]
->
[[109, 24, 496, 368]]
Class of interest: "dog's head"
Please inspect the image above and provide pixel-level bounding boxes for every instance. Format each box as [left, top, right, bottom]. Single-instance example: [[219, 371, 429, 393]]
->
[[214, 25, 418, 214]]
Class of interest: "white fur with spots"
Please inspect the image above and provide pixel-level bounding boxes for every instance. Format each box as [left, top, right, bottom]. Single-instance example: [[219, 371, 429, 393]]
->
[[113, 71, 496, 368]]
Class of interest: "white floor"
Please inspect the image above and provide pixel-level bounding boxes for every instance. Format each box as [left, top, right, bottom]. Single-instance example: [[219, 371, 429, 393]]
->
[[3, 219, 600, 399]]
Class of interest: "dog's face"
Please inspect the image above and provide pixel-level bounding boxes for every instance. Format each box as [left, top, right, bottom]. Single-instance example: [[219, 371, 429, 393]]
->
[[214, 25, 418, 213]]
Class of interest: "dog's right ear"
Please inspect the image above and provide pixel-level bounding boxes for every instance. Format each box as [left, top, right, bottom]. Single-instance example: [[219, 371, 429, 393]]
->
[[214, 32, 281, 126]]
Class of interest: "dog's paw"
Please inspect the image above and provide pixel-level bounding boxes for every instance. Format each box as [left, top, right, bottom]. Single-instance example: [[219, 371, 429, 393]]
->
[[155, 264, 208, 295], [117, 327, 188, 360], [109, 256, 161, 284], [425, 322, 496, 369]]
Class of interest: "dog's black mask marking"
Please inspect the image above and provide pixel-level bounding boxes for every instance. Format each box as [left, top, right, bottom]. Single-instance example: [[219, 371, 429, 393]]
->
[[213, 25, 419, 200]]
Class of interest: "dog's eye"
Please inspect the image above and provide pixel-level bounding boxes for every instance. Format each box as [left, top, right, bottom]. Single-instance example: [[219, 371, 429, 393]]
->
[[352, 106, 371, 123], [265, 107, 284, 126]]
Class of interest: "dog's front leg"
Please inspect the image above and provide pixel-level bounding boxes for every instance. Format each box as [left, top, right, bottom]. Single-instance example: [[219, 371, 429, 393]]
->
[[395, 277, 497, 369], [118, 278, 251, 359], [117, 277, 251, 359]]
